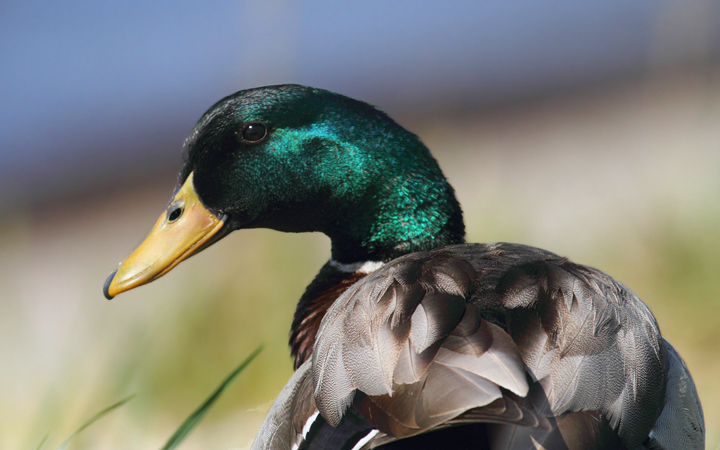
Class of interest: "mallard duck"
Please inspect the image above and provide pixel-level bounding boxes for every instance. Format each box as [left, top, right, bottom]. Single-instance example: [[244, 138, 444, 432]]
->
[[104, 85, 704, 449]]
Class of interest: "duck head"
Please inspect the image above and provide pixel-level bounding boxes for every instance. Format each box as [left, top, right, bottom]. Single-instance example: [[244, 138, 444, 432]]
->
[[104, 85, 464, 299]]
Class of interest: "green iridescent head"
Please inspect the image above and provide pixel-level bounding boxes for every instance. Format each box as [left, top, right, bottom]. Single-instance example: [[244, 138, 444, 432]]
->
[[182, 84, 465, 261], [104, 85, 464, 298]]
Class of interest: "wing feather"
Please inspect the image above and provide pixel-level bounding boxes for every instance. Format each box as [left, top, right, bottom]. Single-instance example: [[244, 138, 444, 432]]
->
[[312, 252, 529, 433], [496, 260, 665, 448], [254, 243, 703, 449]]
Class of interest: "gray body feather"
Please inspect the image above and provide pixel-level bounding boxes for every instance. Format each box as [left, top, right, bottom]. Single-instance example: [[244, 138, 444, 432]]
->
[[253, 243, 704, 450]]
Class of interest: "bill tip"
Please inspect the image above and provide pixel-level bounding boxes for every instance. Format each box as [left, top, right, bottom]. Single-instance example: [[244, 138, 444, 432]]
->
[[103, 270, 117, 300]]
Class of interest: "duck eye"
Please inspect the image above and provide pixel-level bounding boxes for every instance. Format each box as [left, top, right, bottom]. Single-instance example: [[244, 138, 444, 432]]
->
[[241, 123, 267, 143]]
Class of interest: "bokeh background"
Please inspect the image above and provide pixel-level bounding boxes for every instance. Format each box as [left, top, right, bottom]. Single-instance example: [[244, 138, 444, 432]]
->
[[2, 1, 719, 449]]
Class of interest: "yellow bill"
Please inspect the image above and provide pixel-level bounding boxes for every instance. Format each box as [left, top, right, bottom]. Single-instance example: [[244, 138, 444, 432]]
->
[[104, 172, 227, 299]]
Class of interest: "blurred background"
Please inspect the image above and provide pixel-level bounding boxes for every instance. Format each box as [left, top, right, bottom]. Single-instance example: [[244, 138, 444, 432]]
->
[[1, 1, 719, 448]]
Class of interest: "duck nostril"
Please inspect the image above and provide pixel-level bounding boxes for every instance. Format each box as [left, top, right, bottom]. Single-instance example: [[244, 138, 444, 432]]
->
[[168, 206, 183, 222]]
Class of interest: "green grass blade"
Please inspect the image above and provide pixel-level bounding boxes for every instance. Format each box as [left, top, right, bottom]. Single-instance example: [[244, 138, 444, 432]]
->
[[34, 434, 49, 450], [56, 394, 135, 450], [160, 345, 264, 450]]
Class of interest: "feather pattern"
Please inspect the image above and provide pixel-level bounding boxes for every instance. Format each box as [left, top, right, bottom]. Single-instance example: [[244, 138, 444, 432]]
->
[[488, 409, 625, 450], [252, 360, 317, 450], [255, 242, 704, 449], [252, 360, 384, 450], [644, 339, 705, 450], [312, 252, 531, 430], [494, 257, 666, 447]]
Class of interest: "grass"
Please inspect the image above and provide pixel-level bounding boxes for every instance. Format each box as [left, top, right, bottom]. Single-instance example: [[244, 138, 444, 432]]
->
[[55, 395, 135, 450], [159, 346, 262, 450], [32, 347, 262, 450]]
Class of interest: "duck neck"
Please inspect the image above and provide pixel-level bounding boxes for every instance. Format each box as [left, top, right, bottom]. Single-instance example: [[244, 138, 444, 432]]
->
[[325, 171, 466, 264]]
